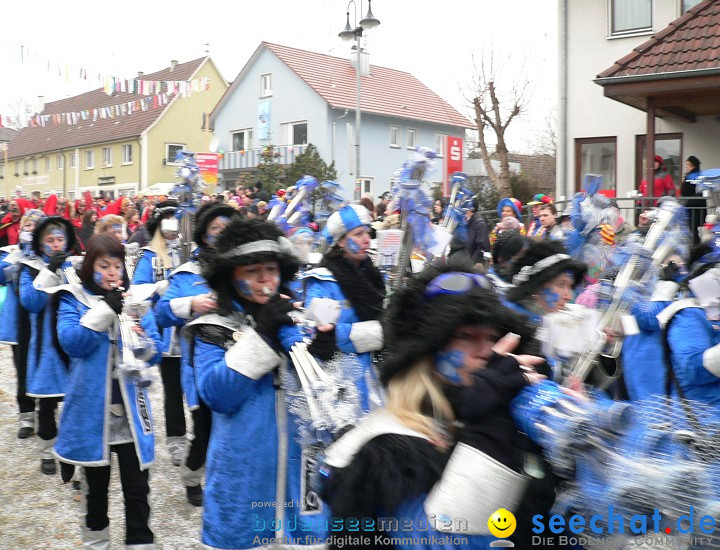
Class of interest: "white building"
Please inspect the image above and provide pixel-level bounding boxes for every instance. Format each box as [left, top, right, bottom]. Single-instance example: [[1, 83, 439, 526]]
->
[[557, 0, 717, 200]]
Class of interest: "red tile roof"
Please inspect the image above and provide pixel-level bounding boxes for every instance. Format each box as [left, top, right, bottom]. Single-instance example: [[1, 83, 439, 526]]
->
[[261, 42, 472, 128], [6, 57, 207, 160], [598, 0, 720, 80]]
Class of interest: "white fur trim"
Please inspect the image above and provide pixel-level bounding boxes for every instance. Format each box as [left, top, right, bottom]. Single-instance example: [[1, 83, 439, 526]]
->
[[348, 320, 384, 353], [170, 296, 194, 320], [32, 267, 61, 291], [703, 344, 720, 378], [80, 300, 117, 332], [224, 329, 281, 379], [651, 281, 679, 302]]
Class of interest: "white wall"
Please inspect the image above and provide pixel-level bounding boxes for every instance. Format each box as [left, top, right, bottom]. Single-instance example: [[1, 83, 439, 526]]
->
[[559, 0, 716, 199]]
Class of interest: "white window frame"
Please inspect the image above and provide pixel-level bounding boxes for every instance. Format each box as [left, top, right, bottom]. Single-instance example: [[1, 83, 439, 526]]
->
[[85, 150, 95, 170], [434, 133, 448, 158], [14, 161, 20, 175], [121, 144, 133, 165], [389, 126, 400, 148], [260, 73, 272, 97], [407, 128, 417, 150], [231, 129, 253, 151], [280, 121, 308, 146], [69, 153, 76, 169], [45, 157, 51, 171], [32, 158, 38, 174], [57, 155, 64, 170], [166, 143, 185, 165], [23, 160, 29, 174], [608, 0, 653, 37], [102, 146, 113, 167]]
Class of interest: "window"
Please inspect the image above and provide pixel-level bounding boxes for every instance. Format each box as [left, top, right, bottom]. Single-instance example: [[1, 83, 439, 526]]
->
[[166, 144, 184, 165], [231, 129, 253, 151], [407, 128, 417, 149], [23, 160, 29, 175], [45, 157, 50, 171], [434, 134, 448, 157], [14, 161, 20, 175], [260, 73, 272, 97], [682, 0, 703, 12], [575, 137, 617, 193], [102, 147, 112, 167], [635, 133, 682, 192], [57, 155, 64, 170], [32, 159, 38, 174], [121, 144, 133, 164], [85, 150, 95, 169], [610, 0, 652, 36], [69, 153, 76, 169], [281, 121, 308, 146], [0, 164, 4, 178], [389, 126, 400, 148]]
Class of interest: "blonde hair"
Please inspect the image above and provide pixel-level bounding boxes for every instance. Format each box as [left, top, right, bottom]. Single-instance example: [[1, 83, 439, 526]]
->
[[94, 215, 124, 235], [386, 358, 455, 446], [148, 227, 171, 269]]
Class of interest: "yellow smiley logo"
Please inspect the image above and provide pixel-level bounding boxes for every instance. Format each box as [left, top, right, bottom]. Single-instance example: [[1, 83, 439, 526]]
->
[[487, 508, 517, 538]]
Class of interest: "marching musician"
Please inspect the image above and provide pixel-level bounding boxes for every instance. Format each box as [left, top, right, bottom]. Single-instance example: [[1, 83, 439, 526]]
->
[[155, 202, 236, 507], [303, 204, 385, 408], [55, 234, 162, 549], [131, 201, 188, 466], [0, 209, 45, 439], [319, 262, 546, 549], [18, 216, 78, 474], [183, 218, 329, 549]]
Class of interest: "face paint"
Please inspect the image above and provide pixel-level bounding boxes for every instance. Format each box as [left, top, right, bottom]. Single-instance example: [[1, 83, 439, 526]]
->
[[19, 231, 32, 244], [204, 233, 217, 246], [93, 272, 104, 285], [43, 244, 54, 256], [541, 287, 560, 311], [233, 278, 253, 297], [346, 237, 361, 255], [435, 349, 465, 384], [112, 224, 122, 232]]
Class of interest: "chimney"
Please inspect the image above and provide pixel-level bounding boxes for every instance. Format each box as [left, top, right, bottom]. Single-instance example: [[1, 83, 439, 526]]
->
[[170, 60, 178, 72], [137, 71, 144, 78], [37, 95, 45, 114]]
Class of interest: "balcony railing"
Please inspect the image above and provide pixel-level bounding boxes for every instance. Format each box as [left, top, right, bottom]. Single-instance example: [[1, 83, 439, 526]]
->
[[219, 145, 307, 171]]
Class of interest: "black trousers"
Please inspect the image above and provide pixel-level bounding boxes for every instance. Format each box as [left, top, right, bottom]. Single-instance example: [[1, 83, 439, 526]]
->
[[11, 343, 35, 414], [84, 443, 153, 545], [186, 400, 212, 472], [37, 397, 59, 441], [159, 357, 186, 438]]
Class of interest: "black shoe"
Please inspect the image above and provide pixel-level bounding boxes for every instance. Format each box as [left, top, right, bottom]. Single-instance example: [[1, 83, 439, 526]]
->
[[41, 458, 57, 475], [72, 480, 81, 491], [18, 426, 34, 439], [186, 485, 203, 507]]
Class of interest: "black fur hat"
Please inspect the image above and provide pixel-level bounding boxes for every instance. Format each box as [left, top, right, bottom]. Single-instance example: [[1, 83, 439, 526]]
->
[[505, 240, 586, 303], [202, 218, 299, 310], [32, 216, 77, 257], [379, 258, 535, 385], [192, 203, 237, 247], [146, 200, 179, 237]]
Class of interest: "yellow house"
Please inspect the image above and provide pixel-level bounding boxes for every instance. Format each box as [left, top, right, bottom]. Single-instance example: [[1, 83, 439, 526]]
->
[[0, 57, 227, 200]]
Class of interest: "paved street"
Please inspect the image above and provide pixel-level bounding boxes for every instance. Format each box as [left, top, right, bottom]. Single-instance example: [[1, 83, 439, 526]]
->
[[0, 344, 203, 548]]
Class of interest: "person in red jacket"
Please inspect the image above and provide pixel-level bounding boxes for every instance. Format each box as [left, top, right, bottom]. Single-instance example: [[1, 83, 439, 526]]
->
[[0, 199, 33, 246], [639, 155, 675, 207]]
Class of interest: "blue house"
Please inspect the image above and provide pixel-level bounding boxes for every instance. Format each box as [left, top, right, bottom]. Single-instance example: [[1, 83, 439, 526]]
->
[[211, 42, 472, 199]]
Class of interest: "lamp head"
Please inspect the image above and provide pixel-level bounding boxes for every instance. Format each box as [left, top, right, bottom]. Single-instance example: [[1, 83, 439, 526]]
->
[[359, 0, 380, 31], [339, 12, 355, 41]]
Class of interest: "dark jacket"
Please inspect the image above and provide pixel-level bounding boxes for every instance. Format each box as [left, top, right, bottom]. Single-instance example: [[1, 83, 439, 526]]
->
[[449, 213, 490, 263]]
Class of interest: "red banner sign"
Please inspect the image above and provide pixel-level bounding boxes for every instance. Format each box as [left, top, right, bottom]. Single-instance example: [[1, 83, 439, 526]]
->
[[196, 152, 219, 185], [443, 136, 464, 196]]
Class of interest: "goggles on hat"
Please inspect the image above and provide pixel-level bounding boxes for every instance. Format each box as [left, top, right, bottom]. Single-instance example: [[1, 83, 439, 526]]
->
[[423, 272, 493, 300]]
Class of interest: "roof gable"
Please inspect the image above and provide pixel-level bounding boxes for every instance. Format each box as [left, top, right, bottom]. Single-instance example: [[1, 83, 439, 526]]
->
[[214, 42, 472, 129], [598, 0, 720, 80], [6, 57, 207, 160]]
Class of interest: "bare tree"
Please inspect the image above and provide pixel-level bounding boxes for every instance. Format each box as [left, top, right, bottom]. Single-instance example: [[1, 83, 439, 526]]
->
[[5, 98, 35, 129], [468, 49, 529, 198], [531, 109, 557, 157]]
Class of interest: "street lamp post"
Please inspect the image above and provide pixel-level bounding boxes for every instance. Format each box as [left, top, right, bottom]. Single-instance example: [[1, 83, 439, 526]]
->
[[339, 0, 380, 202]]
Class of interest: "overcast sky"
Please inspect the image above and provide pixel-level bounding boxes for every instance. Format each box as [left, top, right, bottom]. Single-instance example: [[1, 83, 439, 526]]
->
[[1, 0, 557, 153]]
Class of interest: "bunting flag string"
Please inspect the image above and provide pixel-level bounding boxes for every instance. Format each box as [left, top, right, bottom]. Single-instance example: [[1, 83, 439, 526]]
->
[[1, 77, 211, 129]]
